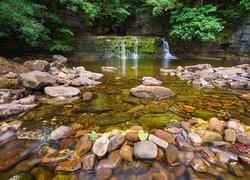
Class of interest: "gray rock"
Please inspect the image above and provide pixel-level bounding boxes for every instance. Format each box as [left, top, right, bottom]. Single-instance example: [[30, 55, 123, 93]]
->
[[142, 77, 162, 86], [134, 140, 157, 160], [50, 126, 75, 140], [148, 134, 168, 149], [44, 86, 80, 98], [52, 55, 67, 63], [23, 60, 49, 72], [12, 95, 36, 105], [130, 85, 175, 100], [184, 64, 213, 72], [227, 120, 245, 134], [71, 76, 102, 86], [22, 71, 56, 89], [0, 103, 37, 118]]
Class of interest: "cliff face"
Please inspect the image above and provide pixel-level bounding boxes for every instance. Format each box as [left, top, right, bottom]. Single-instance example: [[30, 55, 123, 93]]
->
[[231, 14, 250, 53]]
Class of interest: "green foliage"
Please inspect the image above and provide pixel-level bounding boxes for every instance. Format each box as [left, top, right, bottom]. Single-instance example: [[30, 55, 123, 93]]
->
[[49, 28, 75, 53], [0, 0, 50, 46], [59, 0, 99, 24], [95, 0, 132, 26], [146, 0, 181, 16], [240, 0, 250, 10], [169, 5, 224, 42]]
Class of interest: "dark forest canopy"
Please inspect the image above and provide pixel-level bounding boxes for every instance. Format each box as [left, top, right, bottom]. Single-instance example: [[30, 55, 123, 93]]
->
[[0, 0, 249, 53]]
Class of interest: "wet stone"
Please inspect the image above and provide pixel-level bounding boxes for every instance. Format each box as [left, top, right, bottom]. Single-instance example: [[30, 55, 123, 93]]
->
[[108, 134, 125, 153], [179, 151, 195, 165], [191, 158, 210, 173], [224, 129, 236, 142], [156, 148, 164, 161], [120, 145, 133, 163], [96, 168, 112, 180], [75, 134, 93, 156], [125, 132, 139, 142], [216, 152, 230, 164], [167, 127, 181, 134], [227, 120, 245, 134], [31, 167, 53, 180], [109, 150, 123, 169], [176, 135, 193, 151], [82, 92, 92, 101], [55, 157, 81, 174], [0, 148, 29, 172], [81, 153, 96, 173], [92, 134, 109, 157], [201, 148, 218, 164], [164, 144, 180, 164], [236, 134, 250, 145], [42, 149, 73, 165], [181, 121, 191, 133], [166, 121, 181, 128], [188, 133, 203, 146], [148, 134, 168, 149], [208, 117, 224, 133], [60, 138, 76, 150], [195, 129, 223, 142], [134, 140, 157, 160], [50, 126, 75, 141], [154, 129, 176, 144]]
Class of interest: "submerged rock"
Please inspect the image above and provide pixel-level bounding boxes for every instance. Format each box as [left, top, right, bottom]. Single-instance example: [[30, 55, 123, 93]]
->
[[81, 153, 96, 173], [22, 70, 56, 89], [130, 85, 175, 100], [164, 144, 180, 164], [42, 150, 73, 165], [134, 140, 157, 160], [0, 103, 37, 118], [50, 126, 75, 141], [82, 92, 92, 101], [44, 86, 80, 98], [55, 157, 81, 174], [96, 113, 129, 126], [142, 77, 162, 86], [120, 145, 133, 163], [191, 158, 210, 172], [138, 113, 183, 128], [75, 134, 93, 156]]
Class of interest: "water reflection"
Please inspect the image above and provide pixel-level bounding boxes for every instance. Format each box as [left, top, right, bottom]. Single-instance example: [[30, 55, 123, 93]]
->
[[121, 59, 126, 77]]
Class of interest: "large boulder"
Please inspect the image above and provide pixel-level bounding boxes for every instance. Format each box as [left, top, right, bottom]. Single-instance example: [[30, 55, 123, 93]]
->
[[130, 85, 175, 100], [23, 60, 50, 72], [22, 71, 56, 89], [142, 77, 162, 86], [44, 86, 80, 98]]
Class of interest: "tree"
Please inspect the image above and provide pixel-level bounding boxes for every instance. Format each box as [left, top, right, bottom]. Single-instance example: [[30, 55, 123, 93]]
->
[[169, 5, 224, 42]]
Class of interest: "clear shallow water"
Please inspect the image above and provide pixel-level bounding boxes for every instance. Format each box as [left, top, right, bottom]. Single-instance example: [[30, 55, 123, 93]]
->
[[1, 57, 250, 180], [16, 57, 250, 132]]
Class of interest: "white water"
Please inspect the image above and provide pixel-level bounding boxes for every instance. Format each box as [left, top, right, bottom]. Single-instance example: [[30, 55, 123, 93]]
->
[[132, 37, 139, 59], [162, 39, 177, 59], [121, 39, 127, 60]]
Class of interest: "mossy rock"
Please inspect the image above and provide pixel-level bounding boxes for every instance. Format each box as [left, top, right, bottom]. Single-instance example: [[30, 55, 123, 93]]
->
[[176, 96, 195, 104], [31, 167, 53, 180], [96, 112, 130, 126], [10, 173, 33, 180], [121, 94, 140, 105], [127, 105, 144, 113], [138, 113, 183, 128], [244, 117, 250, 126], [0, 57, 29, 74], [52, 174, 77, 180], [192, 109, 216, 120], [0, 78, 19, 89]]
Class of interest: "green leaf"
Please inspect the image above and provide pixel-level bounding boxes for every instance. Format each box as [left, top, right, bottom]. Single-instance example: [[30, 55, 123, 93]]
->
[[88, 131, 99, 141], [138, 130, 149, 141]]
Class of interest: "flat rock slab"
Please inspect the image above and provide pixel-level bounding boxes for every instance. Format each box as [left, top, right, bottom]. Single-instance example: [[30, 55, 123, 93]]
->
[[44, 86, 80, 98], [130, 85, 175, 100]]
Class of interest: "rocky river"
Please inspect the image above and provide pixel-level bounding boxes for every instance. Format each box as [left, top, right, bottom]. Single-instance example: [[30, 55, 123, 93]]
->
[[0, 55, 249, 179]]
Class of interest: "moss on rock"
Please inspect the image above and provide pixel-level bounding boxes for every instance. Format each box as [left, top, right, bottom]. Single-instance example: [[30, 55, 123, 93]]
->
[[0, 78, 19, 89], [138, 113, 183, 128], [96, 112, 130, 126]]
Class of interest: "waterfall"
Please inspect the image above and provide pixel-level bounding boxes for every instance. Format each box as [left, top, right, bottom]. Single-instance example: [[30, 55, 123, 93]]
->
[[132, 37, 139, 59], [121, 39, 127, 60], [162, 38, 177, 59]]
